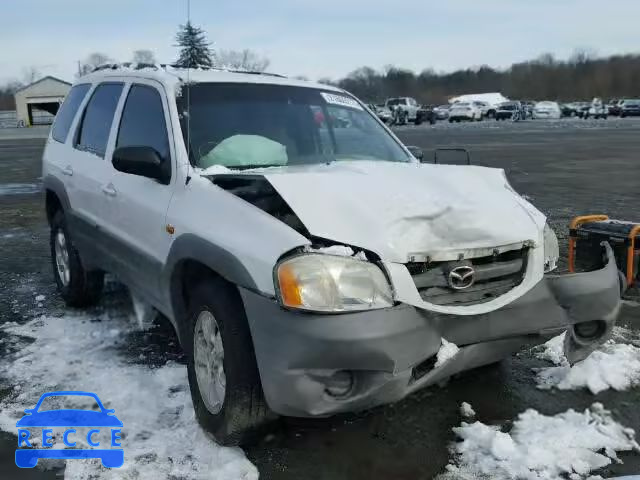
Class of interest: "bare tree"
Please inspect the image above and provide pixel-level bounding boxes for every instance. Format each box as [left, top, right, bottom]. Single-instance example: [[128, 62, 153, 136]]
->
[[132, 49, 157, 65], [217, 49, 270, 72], [78, 52, 113, 76], [22, 66, 41, 85]]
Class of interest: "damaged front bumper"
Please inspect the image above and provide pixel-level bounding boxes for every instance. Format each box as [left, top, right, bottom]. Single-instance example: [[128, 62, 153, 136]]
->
[[240, 243, 621, 417]]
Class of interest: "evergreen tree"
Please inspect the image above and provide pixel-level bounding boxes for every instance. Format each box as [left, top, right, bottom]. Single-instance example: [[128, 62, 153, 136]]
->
[[174, 22, 214, 69]]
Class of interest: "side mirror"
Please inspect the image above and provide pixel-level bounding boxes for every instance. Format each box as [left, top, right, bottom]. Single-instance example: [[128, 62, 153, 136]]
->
[[406, 145, 425, 161], [112, 146, 169, 184]]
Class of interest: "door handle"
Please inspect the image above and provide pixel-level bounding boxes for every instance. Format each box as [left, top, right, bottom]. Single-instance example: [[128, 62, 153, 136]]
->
[[101, 184, 117, 197], [62, 165, 73, 176]]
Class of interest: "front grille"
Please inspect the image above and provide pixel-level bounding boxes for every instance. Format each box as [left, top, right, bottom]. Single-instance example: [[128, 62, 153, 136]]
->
[[407, 248, 528, 306]]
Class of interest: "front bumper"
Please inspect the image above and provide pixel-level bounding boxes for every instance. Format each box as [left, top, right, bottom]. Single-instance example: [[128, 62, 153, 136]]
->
[[240, 244, 621, 417]]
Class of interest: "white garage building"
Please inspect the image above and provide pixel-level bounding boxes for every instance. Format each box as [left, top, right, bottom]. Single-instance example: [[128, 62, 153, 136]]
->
[[14, 76, 71, 127]]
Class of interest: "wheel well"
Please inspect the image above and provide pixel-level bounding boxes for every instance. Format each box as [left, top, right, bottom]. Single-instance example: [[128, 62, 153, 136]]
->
[[45, 190, 62, 225], [170, 259, 236, 341]]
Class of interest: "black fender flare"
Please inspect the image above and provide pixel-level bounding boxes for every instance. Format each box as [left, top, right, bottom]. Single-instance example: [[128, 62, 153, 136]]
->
[[163, 234, 261, 340], [43, 175, 71, 224]]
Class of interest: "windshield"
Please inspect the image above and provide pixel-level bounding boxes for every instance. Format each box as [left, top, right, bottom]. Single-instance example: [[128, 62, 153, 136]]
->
[[452, 102, 470, 108], [500, 103, 516, 110], [178, 83, 410, 169]]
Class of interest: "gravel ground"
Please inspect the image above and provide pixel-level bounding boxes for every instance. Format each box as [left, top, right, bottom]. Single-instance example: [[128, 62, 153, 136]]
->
[[1, 118, 639, 479]]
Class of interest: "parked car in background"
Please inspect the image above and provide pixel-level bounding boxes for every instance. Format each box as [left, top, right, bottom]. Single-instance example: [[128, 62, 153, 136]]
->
[[533, 101, 562, 119], [560, 103, 575, 117], [620, 99, 640, 117], [608, 99, 623, 116], [473, 101, 493, 119], [416, 105, 436, 125], [574, 102, 591, 118], [521, 101, 535, 118], [385, 97, 421, 124], [586, 98, 608, 119], [448, 102, 482, 122], [433, 105, 450, 120], [369, 104, 392, 123], [495, 101, 522, 120]]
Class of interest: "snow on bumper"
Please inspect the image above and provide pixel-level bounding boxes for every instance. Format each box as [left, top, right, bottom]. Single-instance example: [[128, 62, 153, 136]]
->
[[240, 244, 621, 417]]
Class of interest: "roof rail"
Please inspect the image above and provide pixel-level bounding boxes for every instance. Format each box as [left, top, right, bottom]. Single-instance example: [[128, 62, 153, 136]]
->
[[92, 62, 163, 73], [88, 63, 286, 79], [228, 70, 287, 78]]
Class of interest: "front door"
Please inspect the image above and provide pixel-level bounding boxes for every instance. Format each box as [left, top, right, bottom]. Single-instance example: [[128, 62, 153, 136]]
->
[[102, 81, 176, 308]]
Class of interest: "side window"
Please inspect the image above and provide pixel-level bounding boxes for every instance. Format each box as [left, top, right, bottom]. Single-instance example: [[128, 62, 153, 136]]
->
[[75, 83, 123, 158], [116, 85, 170, 170], [51, 84, 90, 143]]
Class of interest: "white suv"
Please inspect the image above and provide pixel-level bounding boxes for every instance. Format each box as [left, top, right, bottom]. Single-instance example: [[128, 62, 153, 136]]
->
[[43, 66, 621, 445], [384, 97, 420, 124]]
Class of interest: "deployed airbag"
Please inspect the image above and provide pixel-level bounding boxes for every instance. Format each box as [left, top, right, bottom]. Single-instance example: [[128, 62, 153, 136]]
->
[[199, 134, 288, 168]]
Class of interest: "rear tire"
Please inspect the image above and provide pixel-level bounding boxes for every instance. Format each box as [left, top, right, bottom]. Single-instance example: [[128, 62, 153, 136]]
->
[[50, 210, 104, 307], [185, 277, 274, 446]]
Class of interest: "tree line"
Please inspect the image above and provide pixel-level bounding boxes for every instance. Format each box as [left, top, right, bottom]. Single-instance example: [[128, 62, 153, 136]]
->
[[332, 52, 640, 105], [2, 21, 639, 111], [0, 22, 268, 111]]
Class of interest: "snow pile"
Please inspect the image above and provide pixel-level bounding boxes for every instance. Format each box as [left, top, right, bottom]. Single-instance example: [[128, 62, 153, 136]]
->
[[0, 313, 257, 480], [460, 402, 475, 418], [535, 332, 640, 394], [441, 403, 639, 480], [435, 338, 460, 368], [535, 332, 566, 365]]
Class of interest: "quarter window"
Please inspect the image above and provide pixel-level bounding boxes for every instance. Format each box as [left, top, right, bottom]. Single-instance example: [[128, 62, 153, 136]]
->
[[51, 84, 90, 143], [116, 85, 170, 169], [75, 83, 124, 157]]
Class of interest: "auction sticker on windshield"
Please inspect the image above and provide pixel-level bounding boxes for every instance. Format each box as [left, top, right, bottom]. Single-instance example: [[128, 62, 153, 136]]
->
[[320, 92, 363, 110], [15, 391, 124, 468]]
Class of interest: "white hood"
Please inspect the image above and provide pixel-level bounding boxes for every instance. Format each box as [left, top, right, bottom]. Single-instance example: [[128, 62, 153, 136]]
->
[[257, 161, 546, 263]]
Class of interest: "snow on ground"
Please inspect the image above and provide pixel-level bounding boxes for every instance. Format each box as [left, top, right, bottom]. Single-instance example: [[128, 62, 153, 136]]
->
[[0, 311, 257, 480], [460, 402, 475, 419], [534, 330, 640, 394], [435, 338, 460, 368], [440, 403, 639, 480]]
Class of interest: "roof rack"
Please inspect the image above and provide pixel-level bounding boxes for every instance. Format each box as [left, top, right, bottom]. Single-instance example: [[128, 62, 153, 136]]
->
[[89, 63, 287, 79], [92, 62, 165, 72]]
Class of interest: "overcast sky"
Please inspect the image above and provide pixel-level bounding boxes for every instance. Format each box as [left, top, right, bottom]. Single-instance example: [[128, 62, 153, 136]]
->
[[2, 0, 639, 85]]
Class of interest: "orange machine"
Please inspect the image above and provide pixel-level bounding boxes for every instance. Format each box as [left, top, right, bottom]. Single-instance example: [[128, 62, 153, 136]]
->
[[568, 214, 640, 289]]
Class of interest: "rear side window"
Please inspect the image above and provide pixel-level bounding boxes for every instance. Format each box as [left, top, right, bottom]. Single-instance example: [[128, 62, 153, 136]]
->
[[116, 85, 170, 165], [75, 83, 123, 157], [51, 84, 90, 143]]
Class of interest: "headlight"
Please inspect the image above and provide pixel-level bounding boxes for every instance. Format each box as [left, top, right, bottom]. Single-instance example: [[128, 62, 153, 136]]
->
[[543, 223, 559, 272], [276, 254, 393, 312]]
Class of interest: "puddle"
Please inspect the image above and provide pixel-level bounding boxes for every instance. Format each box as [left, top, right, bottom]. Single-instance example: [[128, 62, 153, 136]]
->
[[0, 183, 40, 196]]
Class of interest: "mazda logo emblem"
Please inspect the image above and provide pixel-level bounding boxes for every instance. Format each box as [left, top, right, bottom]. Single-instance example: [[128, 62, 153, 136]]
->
[[448, 266, 475, 290]]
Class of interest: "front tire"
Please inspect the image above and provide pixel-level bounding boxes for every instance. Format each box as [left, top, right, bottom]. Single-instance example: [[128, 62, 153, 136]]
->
[[50, 211, 104, 307], [186, 278, 273, 446]]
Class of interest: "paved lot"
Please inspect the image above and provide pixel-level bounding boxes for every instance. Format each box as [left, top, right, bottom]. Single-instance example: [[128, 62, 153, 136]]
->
[[1, 118, 639, 479]]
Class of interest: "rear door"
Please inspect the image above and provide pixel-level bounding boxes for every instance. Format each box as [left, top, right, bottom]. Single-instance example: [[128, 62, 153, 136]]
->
[[43, 83, 92, 195], [102, 80, 176, 306], [66, 82, 124, 266]]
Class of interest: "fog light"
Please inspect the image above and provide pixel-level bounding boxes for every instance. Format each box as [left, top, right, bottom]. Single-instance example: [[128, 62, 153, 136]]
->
[[324, 370, 354, 398], [574, 320, 606, 340]]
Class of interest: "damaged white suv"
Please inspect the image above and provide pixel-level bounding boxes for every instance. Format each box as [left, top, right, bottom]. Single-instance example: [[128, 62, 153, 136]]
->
[[43, 66, 621, 445]]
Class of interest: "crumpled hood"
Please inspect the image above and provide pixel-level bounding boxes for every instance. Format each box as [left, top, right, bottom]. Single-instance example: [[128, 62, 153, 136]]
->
[[250, 161, 546, 263]]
